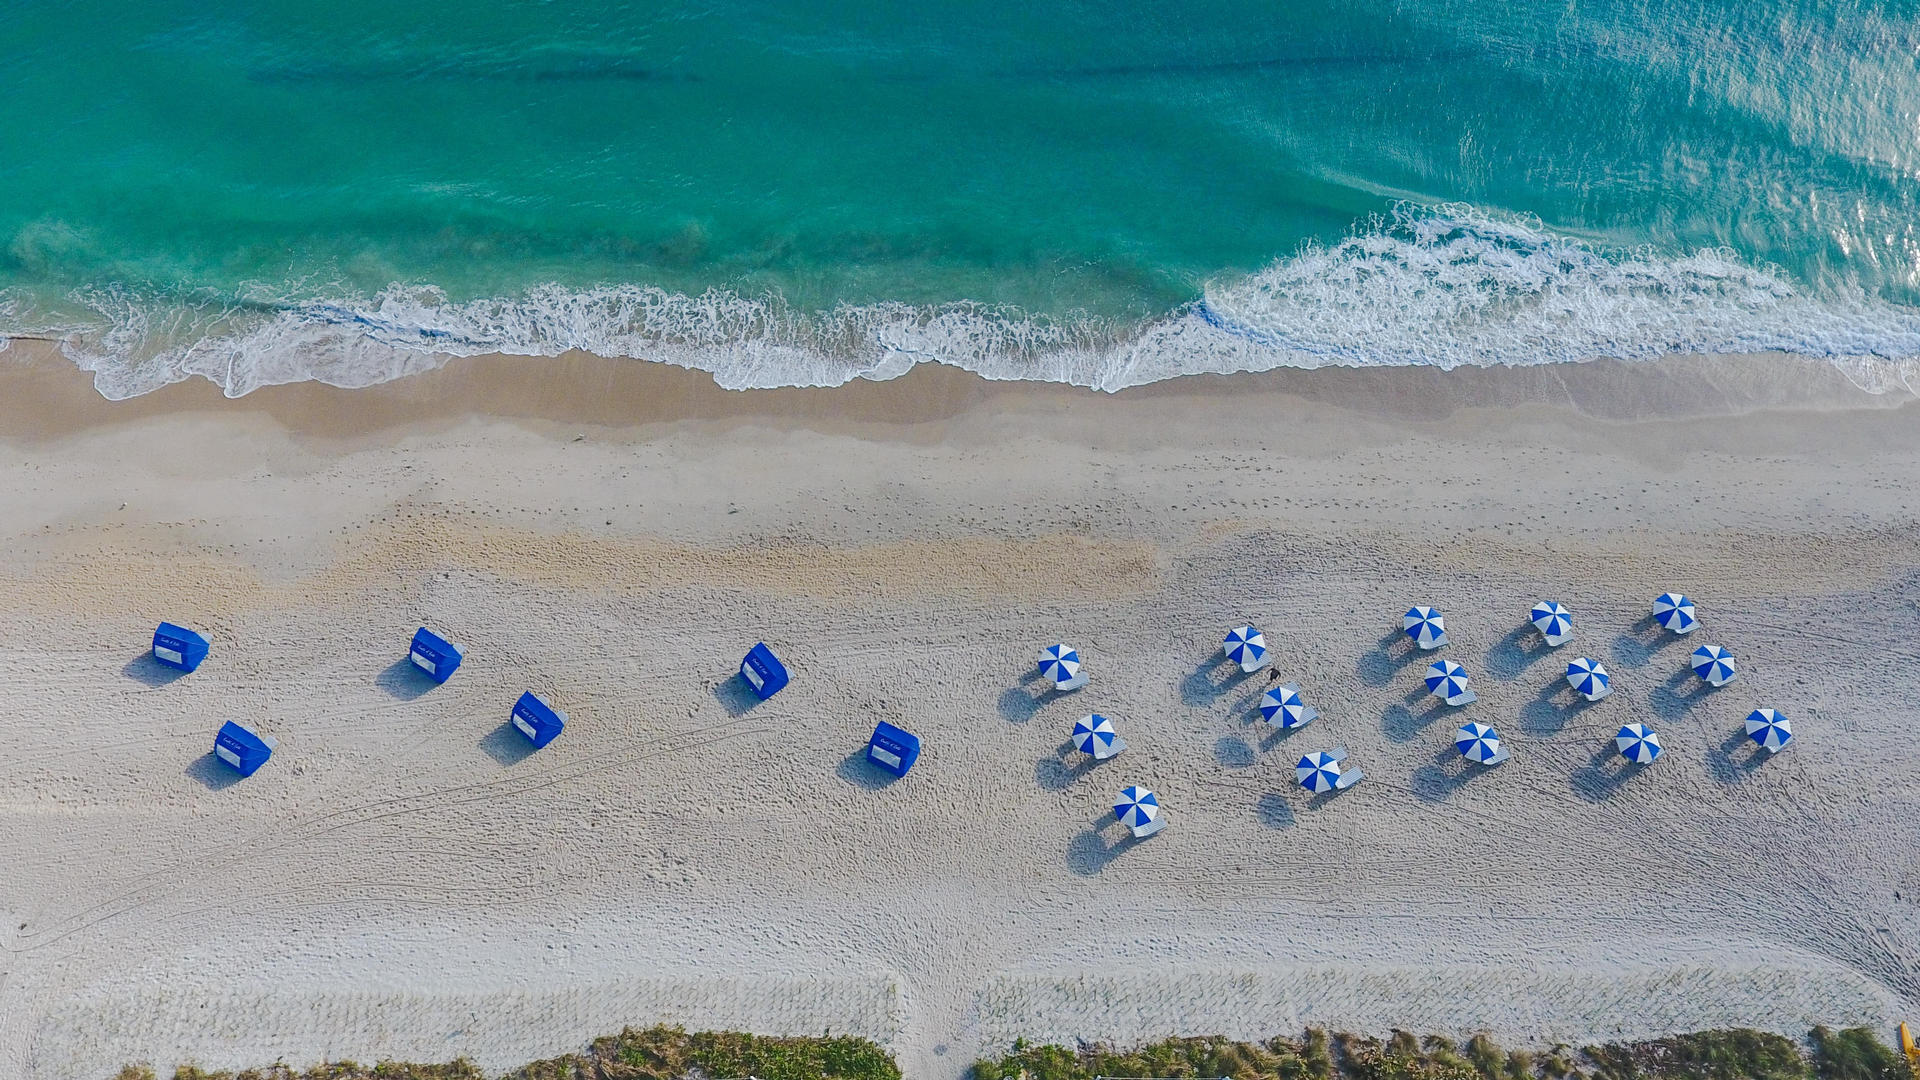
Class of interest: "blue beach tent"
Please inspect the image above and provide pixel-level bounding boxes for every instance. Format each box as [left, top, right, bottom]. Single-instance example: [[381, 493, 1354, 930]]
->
[[739, 642, 790, 700], [866, 721, 921, 777], [214, 720, 277, 777], [408, 627, 464, 683], [510, 691, 567, 749], [152, 622, 210, 673]]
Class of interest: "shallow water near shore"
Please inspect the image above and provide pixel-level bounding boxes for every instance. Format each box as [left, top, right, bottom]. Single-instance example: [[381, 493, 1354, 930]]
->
[[5, 0, 1920, 396]]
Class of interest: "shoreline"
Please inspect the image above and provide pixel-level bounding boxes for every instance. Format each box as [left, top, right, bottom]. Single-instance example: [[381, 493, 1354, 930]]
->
[[0, 342, 1908, 448], [0, 341, 1915, 1079]]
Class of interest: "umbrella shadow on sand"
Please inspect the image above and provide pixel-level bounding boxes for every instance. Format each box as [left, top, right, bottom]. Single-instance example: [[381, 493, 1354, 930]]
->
[[1705, 728, 1773, 784], [1570, 743, 1647, 802], [998, 672, 1052, 724], [1067, 813, 1149, 876], [1382, 698, 1451, 743], [1182, 657, 1253, 707], [1518, 679, 1600, 736], [1357, 628, 1426, 687], [1485, 624, 1555, 680], [1648, 667, 1719, 722], [1409, 746, 1495, 804], [1256, 792, 1295, 829], [1610, 615, 1684, 670], [1035, 742, 1098, 791]]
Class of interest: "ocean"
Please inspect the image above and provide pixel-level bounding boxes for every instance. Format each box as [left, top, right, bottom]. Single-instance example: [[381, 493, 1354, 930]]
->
[[4, 0, 1920, 397]]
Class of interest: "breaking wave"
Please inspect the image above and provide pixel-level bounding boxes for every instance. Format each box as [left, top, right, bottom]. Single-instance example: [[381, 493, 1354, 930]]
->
[[24, 204, 1920, 399]]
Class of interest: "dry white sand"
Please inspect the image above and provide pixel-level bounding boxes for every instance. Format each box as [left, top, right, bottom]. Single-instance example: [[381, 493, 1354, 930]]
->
[[0, 351, 1915, 1080]]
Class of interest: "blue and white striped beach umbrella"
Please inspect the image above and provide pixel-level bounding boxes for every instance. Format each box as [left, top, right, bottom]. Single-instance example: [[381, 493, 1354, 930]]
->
[[1653, 592, 1697, 635], [1565, 656, 1611, 700], [1258, 683, 1318, 729], [1745, 708, 1793, 753], [1072, 714, 1121, 758], [1690, 645, 1737, 687], [1296, 751, 1344, 793], [1403, 606, 1448, 650], [1615, 723, 1663, 764], [1424, 659, 1476, 706], [1454, 722, 1504, 764], [1530, 601, 1573, 646], [1223, 625, 1269, 671], [1113, 786, 1159, 829], [1038, 643, 1081, 689]]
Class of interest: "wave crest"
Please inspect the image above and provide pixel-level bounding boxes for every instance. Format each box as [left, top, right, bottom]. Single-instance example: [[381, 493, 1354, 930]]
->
[[33, 204, 1920, 399]]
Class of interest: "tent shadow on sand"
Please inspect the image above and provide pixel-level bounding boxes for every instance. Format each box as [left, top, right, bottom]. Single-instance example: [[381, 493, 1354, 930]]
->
[[711, 676, 760, 717], [375, 658, 437, 701], [123, 652, 186, 688], [184, 752, 242, 791], [480, 722, 537, 767], [836, 748, 902, 790], [1066, 813, 1147, 876]]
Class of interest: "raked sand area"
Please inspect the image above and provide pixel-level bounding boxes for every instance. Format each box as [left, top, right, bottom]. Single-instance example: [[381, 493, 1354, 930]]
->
[[0, 347, 1917, 1080]]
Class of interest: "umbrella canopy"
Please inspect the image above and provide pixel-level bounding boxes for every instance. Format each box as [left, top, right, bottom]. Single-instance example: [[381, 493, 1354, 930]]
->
[[1259, 683, 1318, 729], [1224, 625, 1269, 671], [1653, 592, 1697, 635], [1113, 786, 1159, 828], [1745, 708, 1793, 752], [1615, 723, 1663, 764], [1565, 657, 1612, 700], [1072, 714, 1121, 758], [1530, 601, 1573, 646], [1690, 645, 1737, 687], [1403, 606, 1448, 649], [1454, 722, 1503, 764], [1424, 659, 1476, 706], [1296, 751, 1344, 793], [1038, 644, 1081, 688]]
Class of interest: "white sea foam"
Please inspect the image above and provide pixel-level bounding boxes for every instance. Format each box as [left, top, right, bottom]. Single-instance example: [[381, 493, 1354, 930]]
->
[[34, 204, 1920, 399]]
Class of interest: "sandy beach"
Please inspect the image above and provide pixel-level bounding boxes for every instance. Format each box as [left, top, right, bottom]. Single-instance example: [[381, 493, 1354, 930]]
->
[[0, 346, 1915, 1080]]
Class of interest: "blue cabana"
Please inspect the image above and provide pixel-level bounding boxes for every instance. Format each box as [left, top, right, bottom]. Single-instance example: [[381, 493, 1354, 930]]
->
[[214, 720, 277, 777], [739, 642, 790, 700], [510, 691, 566, 749], [866, 721, 921, 777], [408, 627, 464, 683], [152, 622, 210, 673]]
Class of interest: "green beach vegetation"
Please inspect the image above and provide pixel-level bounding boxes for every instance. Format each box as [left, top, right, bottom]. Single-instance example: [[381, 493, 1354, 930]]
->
[[972, 1027, 1911, 1080], [109, 1025, 1914, 1080], [111, 1026, 900, 1080]]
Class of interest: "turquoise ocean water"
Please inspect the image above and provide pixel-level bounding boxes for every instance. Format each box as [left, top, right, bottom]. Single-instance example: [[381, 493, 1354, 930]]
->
[[4, 0, 1920, 396]]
